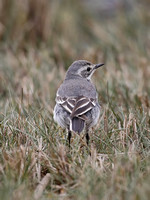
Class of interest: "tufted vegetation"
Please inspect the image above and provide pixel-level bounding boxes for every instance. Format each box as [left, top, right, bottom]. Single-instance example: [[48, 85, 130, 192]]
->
[[0, 0, 150, 199]]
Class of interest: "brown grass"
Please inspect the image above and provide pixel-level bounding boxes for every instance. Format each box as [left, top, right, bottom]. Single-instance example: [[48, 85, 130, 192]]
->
[[0, 0, 150, 199]]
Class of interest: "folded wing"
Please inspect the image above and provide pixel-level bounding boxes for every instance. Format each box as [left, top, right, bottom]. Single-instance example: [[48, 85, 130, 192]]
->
[[56, 95, 96, 134]]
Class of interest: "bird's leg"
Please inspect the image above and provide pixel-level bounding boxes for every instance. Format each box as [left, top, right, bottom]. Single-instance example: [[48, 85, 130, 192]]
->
[[85, 130, 91, 155], [86, 131, 90, 146], [68, 130, 72, 147]]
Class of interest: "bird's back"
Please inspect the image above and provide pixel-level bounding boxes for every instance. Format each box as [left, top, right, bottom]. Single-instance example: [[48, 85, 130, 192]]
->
[[57, 78, 97, 98]]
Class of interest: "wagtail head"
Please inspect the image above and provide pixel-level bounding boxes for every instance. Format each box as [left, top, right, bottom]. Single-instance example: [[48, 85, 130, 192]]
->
[[65, 60, 104, 80]]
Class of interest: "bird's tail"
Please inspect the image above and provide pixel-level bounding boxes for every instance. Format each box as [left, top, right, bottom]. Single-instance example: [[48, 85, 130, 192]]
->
[[70, 117, 85, 134]]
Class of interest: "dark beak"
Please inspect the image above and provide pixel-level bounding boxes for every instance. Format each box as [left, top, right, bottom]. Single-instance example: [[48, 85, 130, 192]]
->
[[94, 63, 104, 70]]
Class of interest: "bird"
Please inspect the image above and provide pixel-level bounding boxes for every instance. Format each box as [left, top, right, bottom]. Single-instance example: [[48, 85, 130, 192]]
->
[[53, 60, 104, 146]]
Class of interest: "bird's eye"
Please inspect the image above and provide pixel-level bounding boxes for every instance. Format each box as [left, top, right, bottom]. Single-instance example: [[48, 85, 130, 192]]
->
[[87, 67, 91, 72]]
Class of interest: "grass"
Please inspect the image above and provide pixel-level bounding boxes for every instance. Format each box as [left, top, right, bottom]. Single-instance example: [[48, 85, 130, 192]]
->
[[0, 0, 150, 199]]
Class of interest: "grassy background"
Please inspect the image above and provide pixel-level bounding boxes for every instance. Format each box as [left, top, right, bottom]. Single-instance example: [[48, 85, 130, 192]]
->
[[0, 0, 150, 199]]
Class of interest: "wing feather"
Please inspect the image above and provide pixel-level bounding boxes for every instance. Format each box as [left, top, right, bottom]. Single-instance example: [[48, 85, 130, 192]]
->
[[56, 95, 96, 119]]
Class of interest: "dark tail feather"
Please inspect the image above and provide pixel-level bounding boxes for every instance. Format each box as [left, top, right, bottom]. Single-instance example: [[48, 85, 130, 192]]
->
[[70, 117, 85, 134]]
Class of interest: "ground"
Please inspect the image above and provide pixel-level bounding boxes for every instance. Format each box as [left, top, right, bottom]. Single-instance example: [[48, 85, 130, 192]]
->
[[0, 0, 150, 199]]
